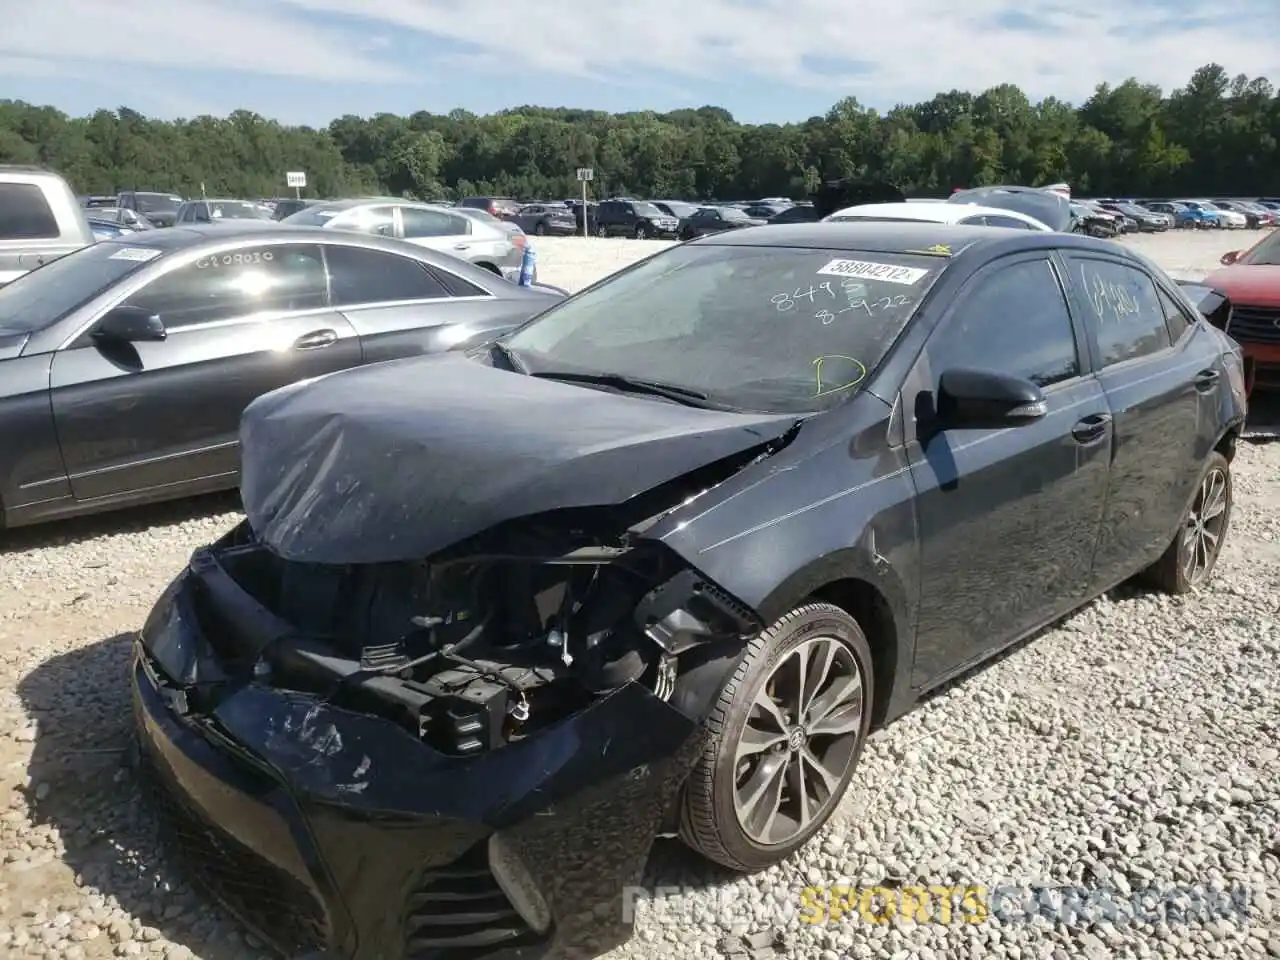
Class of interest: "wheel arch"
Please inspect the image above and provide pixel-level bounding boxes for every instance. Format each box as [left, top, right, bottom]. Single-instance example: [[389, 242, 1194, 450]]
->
[[1214, 422, 1241, 462], [751, 552, 913, 731]]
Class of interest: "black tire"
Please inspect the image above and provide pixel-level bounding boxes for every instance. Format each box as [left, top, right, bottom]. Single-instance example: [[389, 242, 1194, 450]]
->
[[535, 222, 547, 236], [634, 224, 648, 240], [1140, 452, 1232, 594], [678, 602, 874, 872], [595, 224, 607, 238]]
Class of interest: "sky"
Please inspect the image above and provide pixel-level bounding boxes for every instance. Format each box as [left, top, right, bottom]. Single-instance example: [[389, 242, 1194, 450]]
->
[[2, 0, 1278, 127]]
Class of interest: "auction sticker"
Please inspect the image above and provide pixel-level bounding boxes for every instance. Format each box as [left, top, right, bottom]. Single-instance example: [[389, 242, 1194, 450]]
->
[[109, 247, 161, 262], [816, 259, 928, 285]]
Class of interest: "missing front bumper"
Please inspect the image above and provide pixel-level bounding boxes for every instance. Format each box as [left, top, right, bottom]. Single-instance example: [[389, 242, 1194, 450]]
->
[[132, 627, 705, 959]]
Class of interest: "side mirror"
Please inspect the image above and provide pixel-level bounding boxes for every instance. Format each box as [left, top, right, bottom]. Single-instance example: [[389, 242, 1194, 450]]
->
[[93, 305, 167, 343], [936, 368, 1047, 429], [1220, 250, 1240, 266]]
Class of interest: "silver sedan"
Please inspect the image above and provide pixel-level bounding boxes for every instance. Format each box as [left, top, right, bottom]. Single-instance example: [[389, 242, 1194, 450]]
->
[[283, 199, 529, 281]]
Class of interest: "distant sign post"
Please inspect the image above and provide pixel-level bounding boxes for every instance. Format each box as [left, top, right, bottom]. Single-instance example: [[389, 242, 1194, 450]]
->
[[286, 171, 306, 200], [576, 167, 593, 238]]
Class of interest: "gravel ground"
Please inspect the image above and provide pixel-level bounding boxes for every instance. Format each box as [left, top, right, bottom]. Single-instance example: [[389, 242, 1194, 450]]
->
[[0, 230, 1277, 959]]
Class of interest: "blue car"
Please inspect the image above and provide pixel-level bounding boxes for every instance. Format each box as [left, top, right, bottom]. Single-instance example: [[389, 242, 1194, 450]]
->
[[1144, 201, 1214, 229]]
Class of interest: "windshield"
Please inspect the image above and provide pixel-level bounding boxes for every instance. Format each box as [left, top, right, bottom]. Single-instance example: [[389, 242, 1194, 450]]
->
[[503, 243, 941, 414], [720, 207, 749, 221], [1191, 201, 1218, 210], [1118, 204, 1147, 216], [662, 202, 698, 218], [135, 194, 181, 214], [0, 242, 160, 333], [632, 202, 664, 217], [1240, 231, 1280, 266], [211, 201, 273, 220]]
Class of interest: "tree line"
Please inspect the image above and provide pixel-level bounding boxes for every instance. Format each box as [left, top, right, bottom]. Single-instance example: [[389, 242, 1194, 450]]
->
[[1, 63, 1276, 203]]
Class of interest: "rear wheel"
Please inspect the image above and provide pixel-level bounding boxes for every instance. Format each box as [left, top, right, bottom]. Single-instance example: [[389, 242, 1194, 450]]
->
[[1141, 452, 1232, 594], [535, 222, 547, 236], [595, 224, 607, 238], [679, 603, 873, 872]]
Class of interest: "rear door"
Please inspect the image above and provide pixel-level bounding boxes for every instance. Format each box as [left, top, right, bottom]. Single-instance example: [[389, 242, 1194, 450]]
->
[[398, 207, 472, 254], [1060, 253, 1217, 588], [906, 253, 1112, 682], [323, 243, 510, 363], [48, 241, 362, 501]]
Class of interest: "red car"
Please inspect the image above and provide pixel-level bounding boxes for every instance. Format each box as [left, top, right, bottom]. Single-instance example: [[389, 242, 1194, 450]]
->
[[1206, 229, 1280, 395]]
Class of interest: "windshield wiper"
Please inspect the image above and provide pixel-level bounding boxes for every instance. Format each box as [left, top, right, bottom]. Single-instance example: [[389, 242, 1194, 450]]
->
[[530, 370, 715, 407]]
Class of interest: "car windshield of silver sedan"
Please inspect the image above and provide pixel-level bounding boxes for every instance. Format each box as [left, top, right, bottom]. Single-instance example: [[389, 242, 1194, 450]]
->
[[0, 241, 159, 332], [503, 243, 941, 414]]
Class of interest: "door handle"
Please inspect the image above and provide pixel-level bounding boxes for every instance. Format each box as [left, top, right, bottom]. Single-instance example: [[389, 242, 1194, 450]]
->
[[1071, 413, 1112, 444], [453, 243, 470, 250], [294, 329, 338, 350], [1193, 369, 1221, 391]]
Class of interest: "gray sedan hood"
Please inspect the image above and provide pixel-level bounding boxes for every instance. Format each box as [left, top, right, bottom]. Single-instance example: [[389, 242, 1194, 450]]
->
[[238, 352, 799, 564]]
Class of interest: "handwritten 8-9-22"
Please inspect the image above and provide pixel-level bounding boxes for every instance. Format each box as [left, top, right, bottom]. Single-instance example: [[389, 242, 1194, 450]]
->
[[770, 282, 911, 325]]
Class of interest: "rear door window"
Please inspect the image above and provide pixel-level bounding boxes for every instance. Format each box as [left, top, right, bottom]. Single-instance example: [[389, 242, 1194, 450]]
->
[[324, 245, 449, 306], [400, 207, 465, 238], [1067, 257, 1172, 367], [0, 183, 60, 239]]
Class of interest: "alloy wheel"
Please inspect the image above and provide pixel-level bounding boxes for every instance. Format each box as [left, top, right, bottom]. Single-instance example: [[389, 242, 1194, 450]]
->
[[731, 636, 864, 846], [1182, 466, 1229, 586]]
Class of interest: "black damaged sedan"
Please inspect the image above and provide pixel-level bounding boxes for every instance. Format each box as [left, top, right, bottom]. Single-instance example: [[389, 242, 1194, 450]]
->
[[131, 222, 1247, 959]]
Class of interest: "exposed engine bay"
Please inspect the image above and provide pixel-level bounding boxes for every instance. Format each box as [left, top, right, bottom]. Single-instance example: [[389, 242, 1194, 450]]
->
[[189, 451, 775, 758]]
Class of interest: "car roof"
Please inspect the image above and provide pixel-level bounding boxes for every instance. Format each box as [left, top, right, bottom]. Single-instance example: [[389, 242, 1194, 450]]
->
[[825, 201, 1051, 229], [687, 220, 1136, 261], [89, 223, 330, 250]]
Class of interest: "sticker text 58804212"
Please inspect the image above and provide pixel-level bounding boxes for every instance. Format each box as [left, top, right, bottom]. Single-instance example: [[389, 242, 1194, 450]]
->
[[816, 259, 929, 286]]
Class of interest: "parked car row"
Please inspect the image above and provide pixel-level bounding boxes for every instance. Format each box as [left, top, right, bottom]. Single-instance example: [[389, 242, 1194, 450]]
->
[[1094, 197, 1278, 231]]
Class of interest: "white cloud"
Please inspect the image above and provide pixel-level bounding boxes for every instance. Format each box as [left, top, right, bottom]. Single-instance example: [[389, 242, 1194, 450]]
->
[[0, 0, 412, 84], [275, 0, 1280, 104], [4, 0, 1276, 113]]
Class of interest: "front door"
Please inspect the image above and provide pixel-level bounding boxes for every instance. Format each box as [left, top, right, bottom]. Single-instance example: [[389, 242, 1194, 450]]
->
[[49, 241, 362, 502], [1060, 254, 1213, 588], [905, 253, 1112, 684]]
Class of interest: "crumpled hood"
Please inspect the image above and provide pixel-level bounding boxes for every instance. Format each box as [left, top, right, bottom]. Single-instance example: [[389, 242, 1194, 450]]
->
[[238, 352, 800, 564]]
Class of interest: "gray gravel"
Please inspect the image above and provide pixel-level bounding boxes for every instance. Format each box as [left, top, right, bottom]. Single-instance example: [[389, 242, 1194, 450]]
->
[[1, 241, 1278, 958]]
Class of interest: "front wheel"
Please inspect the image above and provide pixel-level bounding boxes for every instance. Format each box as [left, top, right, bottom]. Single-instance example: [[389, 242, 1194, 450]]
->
[[535, 222, 547, 236], [634, 223, 648, 240], [679, 603, 874, 872], [1141, 452, 1232, 594], [595, 224, 607, 238]]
